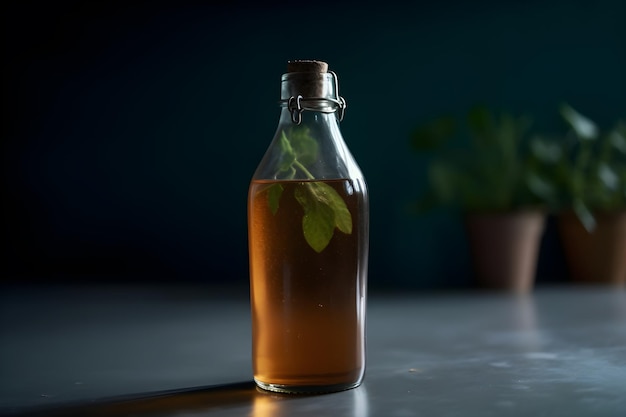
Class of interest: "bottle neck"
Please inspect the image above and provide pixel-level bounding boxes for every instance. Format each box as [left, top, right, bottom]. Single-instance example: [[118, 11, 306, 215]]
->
[[280, 72, 337, 101], [250, 69, 359, 181], [280, 71, 346, 125], [277, 107, 342, 132]]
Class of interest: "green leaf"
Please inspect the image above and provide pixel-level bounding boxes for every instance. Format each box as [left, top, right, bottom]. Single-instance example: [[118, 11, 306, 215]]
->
[[294, 182, 353, 252], [309, 182, 353, 234], [267, 183, 284, 215], [302, 203, 335, 253], [609, 126, 626, 154], [597, 163, 619, 191], [278, 131, 296, 172], [295, 185, 335, 253], [280, 130, 294, 154], [273, 129, 353, 251], [530, 136, 562, 164], [294, 184, 312, 211], [276, 129, 317, 180], [288, 127, 319, 165], [526, 173, 556, 202], [560, 104, 598, 140], [573, 199, 596, 233]]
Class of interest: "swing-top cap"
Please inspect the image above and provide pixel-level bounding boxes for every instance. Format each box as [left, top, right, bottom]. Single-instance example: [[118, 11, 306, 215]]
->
[[281, 60, 345, 123]]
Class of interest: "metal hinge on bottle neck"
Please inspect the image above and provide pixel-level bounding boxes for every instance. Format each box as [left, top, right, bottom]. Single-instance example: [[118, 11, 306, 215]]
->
[[279, 71, 347, 125]]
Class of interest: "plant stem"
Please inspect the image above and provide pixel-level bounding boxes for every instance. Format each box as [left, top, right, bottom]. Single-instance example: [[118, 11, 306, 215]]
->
[[294, 160, 315, 180]]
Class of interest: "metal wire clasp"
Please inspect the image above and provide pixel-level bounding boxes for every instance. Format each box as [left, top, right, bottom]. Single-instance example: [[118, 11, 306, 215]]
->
[[330, 71, 347, 123], [287, 95, 304, 125], [282, 71, 347, 125]]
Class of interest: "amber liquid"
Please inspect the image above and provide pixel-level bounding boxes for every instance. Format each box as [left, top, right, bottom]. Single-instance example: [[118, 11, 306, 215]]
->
[[248, 179, 367, 392]]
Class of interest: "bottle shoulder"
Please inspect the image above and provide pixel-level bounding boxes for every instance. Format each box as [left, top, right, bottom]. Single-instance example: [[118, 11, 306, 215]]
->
[[252, 112, 364, 181]]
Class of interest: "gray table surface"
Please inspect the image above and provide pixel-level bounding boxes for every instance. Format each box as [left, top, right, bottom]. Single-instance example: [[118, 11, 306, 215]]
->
[[1, 284, 625, 416]]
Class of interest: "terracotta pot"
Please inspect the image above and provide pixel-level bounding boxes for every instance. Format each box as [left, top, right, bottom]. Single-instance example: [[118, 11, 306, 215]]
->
[[558, 210, 626, 287], [465, 210, 546, 293]]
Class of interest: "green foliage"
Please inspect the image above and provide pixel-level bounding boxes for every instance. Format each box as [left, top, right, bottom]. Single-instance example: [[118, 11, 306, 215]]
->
[[411, 103, 626, 231], [295, 182, 352, 253], [267, 183, 283, 215], [529, 104, 626, 231], [277, 128, 319, 178], [287, 127, 319, 166], [410, 105, 541, 213], [265, 128, 353, 252]]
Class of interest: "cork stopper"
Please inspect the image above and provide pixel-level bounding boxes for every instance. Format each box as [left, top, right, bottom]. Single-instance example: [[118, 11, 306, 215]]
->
[[287, 60, 328, 73], [281, 60, 334, 100]]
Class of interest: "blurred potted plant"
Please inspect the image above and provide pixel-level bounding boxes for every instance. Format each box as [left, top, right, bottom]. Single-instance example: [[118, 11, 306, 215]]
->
[[411, 106, 549, 293], [533, 105, 626, 286]]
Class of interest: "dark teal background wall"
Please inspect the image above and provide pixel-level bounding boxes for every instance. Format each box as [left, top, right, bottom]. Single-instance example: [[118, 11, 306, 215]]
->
[[3, 0, 625, 289]]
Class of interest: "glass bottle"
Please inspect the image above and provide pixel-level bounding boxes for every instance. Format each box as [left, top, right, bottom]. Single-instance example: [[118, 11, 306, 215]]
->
[[248, 60, 369, 394]]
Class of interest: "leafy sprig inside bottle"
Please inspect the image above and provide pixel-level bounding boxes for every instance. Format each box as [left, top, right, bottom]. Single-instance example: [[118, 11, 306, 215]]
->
[[264, 127, 352, 253]]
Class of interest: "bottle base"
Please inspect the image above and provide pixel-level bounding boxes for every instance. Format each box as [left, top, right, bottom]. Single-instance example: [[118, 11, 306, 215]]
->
[[254, 378, 362, 394]]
